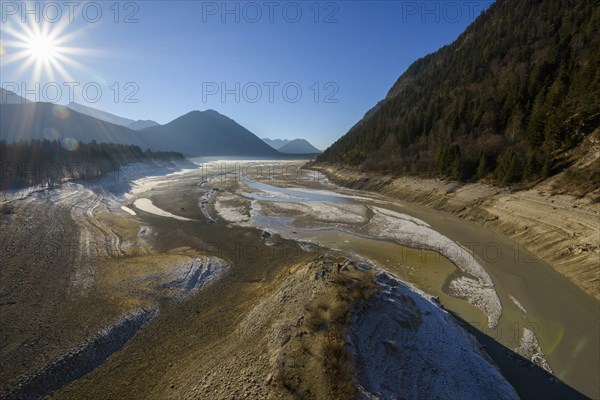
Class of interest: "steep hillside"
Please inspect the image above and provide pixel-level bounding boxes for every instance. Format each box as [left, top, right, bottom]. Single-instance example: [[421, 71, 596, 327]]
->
[[66, 102, 136, 127], [143, 110, 280, 156], [0, 88, 30, 104], [66, 102, 160, 130], [318, 0, 599, 188]]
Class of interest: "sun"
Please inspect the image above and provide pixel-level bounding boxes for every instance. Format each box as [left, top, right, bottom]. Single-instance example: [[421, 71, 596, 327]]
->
[[26, 33, 59, 62], [0, 18, 93, 82]]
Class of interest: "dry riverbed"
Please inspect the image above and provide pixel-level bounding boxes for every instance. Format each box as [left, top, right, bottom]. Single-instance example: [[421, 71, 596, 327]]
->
[[0, 159, 597, 399], [309, 163, 600, 300], [209, 160, 598, 399]]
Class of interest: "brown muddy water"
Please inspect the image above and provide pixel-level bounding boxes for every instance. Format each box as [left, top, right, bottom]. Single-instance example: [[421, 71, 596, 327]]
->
[[139, 160, 599, 398], [219, 162, 599, 399]]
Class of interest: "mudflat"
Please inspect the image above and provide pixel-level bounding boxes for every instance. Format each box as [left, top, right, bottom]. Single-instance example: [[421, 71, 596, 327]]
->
[[1, 160, 597, 399]]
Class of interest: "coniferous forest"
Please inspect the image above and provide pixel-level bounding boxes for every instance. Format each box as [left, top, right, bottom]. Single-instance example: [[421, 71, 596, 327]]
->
[[0, 139, 184, 189], [318, 0, 600, 186]]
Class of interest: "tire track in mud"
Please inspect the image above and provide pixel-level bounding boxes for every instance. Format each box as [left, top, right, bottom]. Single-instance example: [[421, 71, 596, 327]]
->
[[1, 185, 149, 398], [2, 184, 228, 398], [48, 185, 126, 291]]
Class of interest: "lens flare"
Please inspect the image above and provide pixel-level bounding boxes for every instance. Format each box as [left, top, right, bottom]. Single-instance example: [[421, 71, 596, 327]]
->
[[572, 337, 589, 358], [43, 127, 60, 141], [92, 74, 108, 86], [60, 137, 79, 152], [52, 105, 70, 120]]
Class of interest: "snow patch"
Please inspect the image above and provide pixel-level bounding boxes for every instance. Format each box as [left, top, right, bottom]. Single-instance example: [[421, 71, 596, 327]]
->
[[515, 328, 552, 373], [303, 202, 367, 223], [348, 272, 518, 400], [121, 205, 136, 216], [367, 206, 502, 327], [447, 276, 502, 328], [371, 205, 431, 227], [161, 257, 228, 300], [264, 201, 368, 224], [214, 193, 250, 223], [509, 294, 528, 314], [134, 198, 194, 221]]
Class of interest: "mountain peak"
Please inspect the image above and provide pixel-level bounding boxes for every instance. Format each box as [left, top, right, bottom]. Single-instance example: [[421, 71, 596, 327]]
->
[[141, 109, 278, 156], [184, 109, 222, 117], [263, 138, 321, 154]]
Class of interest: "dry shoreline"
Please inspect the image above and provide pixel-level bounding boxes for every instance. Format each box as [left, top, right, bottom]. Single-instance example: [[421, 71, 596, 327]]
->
[[308, 163, 600, 301]]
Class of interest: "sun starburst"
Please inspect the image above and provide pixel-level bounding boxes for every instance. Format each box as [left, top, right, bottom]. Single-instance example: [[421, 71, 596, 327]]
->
[[1, 16, 94, 83], [26, 33, 58, 62]]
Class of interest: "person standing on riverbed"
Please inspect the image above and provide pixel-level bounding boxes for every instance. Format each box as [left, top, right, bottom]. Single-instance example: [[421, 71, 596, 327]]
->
[[336, 263, 341, 273]]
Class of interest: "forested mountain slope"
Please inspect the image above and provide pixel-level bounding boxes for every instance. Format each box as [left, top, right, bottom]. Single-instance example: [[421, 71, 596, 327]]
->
[[318, 0, 599, 187]]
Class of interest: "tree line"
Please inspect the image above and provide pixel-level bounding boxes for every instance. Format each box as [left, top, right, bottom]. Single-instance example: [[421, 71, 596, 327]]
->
[[0, 139, 184, 189]]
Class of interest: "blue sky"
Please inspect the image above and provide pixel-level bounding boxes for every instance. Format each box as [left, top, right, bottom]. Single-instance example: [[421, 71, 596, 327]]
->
[[1, 1, 493, 149]]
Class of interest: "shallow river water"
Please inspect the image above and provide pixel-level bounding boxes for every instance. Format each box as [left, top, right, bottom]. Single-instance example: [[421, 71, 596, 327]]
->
[[232, 166, 599, 398]]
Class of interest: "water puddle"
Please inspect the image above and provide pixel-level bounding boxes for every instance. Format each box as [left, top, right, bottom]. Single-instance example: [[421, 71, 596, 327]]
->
[[243, 177, 349, 204]]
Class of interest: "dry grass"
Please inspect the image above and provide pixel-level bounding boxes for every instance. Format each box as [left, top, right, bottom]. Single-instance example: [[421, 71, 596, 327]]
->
[[323, 270, 377, 399], [274, 262, 377, 399]]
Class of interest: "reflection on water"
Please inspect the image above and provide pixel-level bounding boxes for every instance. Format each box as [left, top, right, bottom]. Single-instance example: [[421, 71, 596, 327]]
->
[[242, 176, 349, 204]]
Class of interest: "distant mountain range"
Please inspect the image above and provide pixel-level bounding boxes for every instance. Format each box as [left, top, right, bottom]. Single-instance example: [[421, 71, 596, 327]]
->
[[127, 119, 160, 130], [0, 100, 295, 157], [66, 102, 160, 130], [263, 138, 321, 154], [262, 138, 290, 150], [0, 102, 147, 145], [0, 88, 321, 158]]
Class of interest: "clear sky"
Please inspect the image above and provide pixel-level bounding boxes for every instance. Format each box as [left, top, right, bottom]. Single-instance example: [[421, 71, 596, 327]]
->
[[1, 1, 493, 150]]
